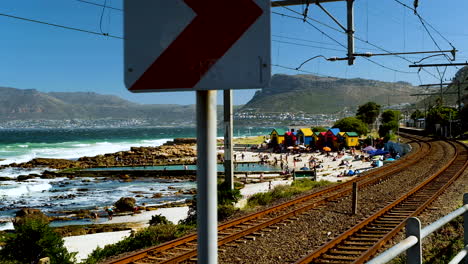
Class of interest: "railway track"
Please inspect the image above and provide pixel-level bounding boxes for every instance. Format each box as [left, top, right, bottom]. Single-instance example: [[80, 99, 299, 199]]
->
[[105, 135, 434, 264], [295, 139, 468, 263]]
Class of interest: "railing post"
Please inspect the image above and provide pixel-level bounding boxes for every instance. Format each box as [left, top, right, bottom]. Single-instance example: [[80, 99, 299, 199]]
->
[[407, 217, 422, 264], [464, 193, 467, 264]]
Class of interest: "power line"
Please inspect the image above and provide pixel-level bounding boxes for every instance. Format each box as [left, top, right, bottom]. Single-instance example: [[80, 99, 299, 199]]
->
[[275, 7, 428, 75], [391, 0, 454, 49], [272, 64, 336, 78], [273, 34, 383, 51], [0, 12, 123, 39], [272, 39, 346, 52], [74, 0, 122, 11]]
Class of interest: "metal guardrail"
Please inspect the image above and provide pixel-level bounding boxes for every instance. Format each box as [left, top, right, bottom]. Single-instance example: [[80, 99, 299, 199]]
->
[[368, 193, 468, 264]]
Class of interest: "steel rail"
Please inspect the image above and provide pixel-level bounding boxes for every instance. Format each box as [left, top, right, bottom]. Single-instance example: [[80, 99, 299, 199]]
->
[[295, 139, 468, 263], [105, 136, 428, 264]]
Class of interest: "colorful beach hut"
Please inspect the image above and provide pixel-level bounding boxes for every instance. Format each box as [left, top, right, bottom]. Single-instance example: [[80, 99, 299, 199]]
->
[[297, 128, 313, 145], [324, 128, 340, 148], [344, 132, 359, 147], [270, 128, 286, 145], [284, 130, 297, 147], [314, 132, 326, 148]]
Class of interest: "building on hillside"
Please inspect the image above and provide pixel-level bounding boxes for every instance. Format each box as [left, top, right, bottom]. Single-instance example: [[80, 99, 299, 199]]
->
[[270, 128, 286, 145], [297, 128, 313, 146], [344, 132, 359, 147]]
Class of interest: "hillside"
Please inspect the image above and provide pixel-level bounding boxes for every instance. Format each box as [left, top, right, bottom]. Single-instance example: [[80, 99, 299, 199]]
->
[[0, 87, 196, 123], [414, 66, 468, 109], [241, 74, 420, 114]]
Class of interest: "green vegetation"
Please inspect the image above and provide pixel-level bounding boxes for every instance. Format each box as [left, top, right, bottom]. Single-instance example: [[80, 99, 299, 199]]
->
[[312, 127, 328, 132], [149, 214, 171, 226], [356, 102, 381, 126], [379, 110, 400, 139], [233, 136, 265, 145], [0, 218, 76, 264], [332, 117, 368, 135], [246, 179, 332, 208], [83, 224, 192, 264]]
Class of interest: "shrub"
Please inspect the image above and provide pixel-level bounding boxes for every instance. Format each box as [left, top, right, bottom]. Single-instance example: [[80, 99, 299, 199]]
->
[[0, 218, 76, 264], [246, 180, 332, 208], [149, 214, 171, 226], [83, 224, 190, 264]]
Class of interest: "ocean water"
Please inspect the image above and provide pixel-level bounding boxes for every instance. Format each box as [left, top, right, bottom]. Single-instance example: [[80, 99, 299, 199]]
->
[[0, 127, 273, 165], [0, 126, 275, 229]]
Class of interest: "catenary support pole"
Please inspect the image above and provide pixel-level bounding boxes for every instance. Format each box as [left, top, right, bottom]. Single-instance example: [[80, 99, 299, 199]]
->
[[224, 90, 234, 190], [352, 182, 358, 215], [407, 217, 422, 264], [346, 0, 354, 65], [196, 90, 218, 264]]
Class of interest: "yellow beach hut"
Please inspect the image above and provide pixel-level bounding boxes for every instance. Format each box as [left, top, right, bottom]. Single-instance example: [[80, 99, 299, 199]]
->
[[297, 128, 313, 145], [270, 128, 286, 145], [344, 132, 359, 147]]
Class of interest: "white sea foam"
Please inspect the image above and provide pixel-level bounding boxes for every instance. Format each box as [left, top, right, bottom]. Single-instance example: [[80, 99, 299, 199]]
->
[[0, 167, 51, 178], [0, 138, 170, 165], [0, 181, 52, 197], [0, 222, 13, 231]]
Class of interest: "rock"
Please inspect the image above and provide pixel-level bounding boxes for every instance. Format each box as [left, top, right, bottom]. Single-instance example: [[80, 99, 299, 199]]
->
[[17, 174, 35, 181], [119, 174, 130, 180], [0, 177, 12, 181], [13, 208, 49, 227], [115, 197, 136, 212], [77, 188, 89, 192], [183, 188, 197, 195], [152, 193, 163, 198]]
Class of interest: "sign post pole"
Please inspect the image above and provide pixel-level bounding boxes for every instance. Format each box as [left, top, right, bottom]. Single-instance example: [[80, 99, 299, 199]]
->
[[224, 90, 234, 190], [196, 90, 218, 264]]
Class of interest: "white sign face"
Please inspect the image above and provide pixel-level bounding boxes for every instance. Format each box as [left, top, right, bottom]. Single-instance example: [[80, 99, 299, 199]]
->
[[124, 0, 270, 92]]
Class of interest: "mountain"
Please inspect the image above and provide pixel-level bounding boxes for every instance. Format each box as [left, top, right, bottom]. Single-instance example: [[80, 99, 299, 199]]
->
[[0, 87, 196, 123], [414, 66, 468, 109], [241, 74, 420, 114]]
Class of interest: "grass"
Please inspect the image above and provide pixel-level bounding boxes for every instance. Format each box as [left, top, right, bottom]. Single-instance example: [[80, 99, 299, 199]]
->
[[233, 136, 265, 145], [245, 179, 333, 208]]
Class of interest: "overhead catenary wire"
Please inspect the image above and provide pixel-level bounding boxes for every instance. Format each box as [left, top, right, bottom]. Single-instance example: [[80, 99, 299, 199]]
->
[[272, 63, 336, 78], [0, 12, 123, 39], [99, 0, 108, 35], [74, 0, 122, 11], [275, 8, 428, 76], [392, 0, 454, 49]]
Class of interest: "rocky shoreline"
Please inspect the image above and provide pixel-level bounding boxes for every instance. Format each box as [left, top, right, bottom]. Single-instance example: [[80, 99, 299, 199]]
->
[[0, 138, 200, 171], [0, 138, 215, 182]]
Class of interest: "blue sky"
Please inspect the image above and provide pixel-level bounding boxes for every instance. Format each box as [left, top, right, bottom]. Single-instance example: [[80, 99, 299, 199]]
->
[[1, 0, 467, 105]]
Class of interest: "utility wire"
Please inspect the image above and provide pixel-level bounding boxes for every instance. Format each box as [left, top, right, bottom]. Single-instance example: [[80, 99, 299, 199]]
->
[[392, 0, 454, 49], [273, 34, 383, 52], [275, 8, 426, 76], [0, 12, 123, 39], [74, 0, 122, 11], [272, 64, 336, 78], [272, 40, 346, 52], [99, 0, 108, 34]]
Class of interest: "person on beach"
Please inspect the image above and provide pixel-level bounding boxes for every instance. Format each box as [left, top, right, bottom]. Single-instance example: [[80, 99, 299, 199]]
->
[[90, 211, 98, 221], [107, 208, 114, 220]]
